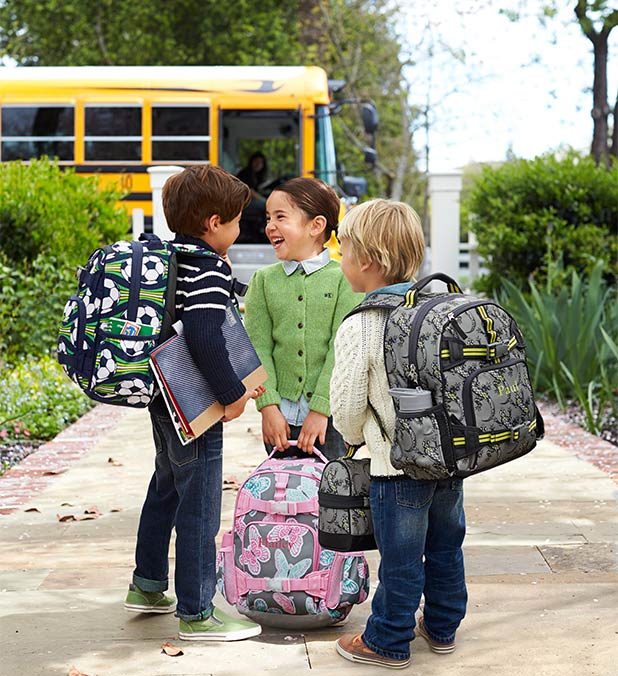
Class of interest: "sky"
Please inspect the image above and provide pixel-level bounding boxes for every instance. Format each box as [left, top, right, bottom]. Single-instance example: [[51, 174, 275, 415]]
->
[[400, 1, 616, 172]]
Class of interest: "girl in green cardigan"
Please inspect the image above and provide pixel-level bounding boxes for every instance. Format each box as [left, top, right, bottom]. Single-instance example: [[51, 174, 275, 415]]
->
[[244, 178, 363, 459]]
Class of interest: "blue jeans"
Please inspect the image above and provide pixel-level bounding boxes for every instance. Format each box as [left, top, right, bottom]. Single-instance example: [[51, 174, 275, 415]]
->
[[132, 413, 223, 622], [362, 478, 468, 661]]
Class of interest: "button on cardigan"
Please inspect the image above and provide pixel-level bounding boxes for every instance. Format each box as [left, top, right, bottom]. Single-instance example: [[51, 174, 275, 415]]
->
[[244, 260, 363, 417]]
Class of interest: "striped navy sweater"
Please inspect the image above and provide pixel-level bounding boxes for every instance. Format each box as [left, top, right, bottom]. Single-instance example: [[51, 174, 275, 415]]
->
[[150, 234, 246, 418]]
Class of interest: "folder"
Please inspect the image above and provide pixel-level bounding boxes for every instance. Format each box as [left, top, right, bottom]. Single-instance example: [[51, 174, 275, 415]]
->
[[150, 302, 266, 445]]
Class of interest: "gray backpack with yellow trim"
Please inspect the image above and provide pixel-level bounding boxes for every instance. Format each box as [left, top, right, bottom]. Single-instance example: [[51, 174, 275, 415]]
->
[[347, 273, 544, 479]]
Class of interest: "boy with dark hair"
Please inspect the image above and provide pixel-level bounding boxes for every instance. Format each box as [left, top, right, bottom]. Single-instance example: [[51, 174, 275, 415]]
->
[[124, 165, 264, 642]]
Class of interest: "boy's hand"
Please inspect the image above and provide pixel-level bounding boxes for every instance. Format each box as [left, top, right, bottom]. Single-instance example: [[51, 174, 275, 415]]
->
[[297, 411, 328, 453], [261, 405, 290, 451], [222, 391, 253, 422]]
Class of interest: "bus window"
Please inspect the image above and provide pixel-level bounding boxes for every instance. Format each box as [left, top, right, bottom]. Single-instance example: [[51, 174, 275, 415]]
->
[[84, 105, 141, 162], [152, 105, 210, 162], [0, 105, 74, 161], [221, 108, 300, 243], [314, 104, 338, 188]]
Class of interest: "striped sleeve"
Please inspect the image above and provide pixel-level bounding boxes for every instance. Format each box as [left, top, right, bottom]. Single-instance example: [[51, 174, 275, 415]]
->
[[176, 255, 246, 406], [176, 260, 231, 313]]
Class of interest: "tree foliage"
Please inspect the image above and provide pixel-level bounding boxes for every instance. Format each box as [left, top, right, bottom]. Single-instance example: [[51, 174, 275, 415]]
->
[[0, 0, 302, 66]]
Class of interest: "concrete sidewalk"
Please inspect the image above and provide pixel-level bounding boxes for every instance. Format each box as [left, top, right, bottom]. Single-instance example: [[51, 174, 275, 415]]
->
[[1, 403, 616, 676]]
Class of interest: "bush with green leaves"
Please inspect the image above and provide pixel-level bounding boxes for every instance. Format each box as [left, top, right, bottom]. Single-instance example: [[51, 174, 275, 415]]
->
[[500, 260, 618, 435], [0, 158, 130, 361], [0, 356, 94, 442], [465, 152, 618, 296], [0, 157, 129, 268]]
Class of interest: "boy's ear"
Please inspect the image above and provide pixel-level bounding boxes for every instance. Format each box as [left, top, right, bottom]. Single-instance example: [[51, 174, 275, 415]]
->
[[309, 215, 327, 239], [359, 257, 374, 273], [204, 214, 221, 232]]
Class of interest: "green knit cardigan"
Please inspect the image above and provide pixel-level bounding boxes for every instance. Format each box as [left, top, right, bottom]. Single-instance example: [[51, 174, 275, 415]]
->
[[244, 260, 363, 417]]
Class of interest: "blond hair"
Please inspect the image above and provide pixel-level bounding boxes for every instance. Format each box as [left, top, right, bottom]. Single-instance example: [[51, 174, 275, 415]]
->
[[338, 199, 425, 284]]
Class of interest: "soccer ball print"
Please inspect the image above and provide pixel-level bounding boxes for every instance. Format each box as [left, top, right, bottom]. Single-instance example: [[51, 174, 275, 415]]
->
[[95, 349, 117, 382], [116, 378, 152, 406], [101, 278, 120, 314]]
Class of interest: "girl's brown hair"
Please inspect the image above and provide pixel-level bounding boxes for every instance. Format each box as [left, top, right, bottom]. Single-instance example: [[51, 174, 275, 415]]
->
[[272, 178, 341, 242]]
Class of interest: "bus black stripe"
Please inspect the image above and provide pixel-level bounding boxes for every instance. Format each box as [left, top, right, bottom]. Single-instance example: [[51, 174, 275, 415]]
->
[[74, 165, 150, 173], [121, 192, 152, 201]]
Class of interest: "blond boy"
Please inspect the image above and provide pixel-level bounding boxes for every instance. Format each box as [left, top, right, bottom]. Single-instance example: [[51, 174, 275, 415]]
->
[[331, 199, 467, 669]]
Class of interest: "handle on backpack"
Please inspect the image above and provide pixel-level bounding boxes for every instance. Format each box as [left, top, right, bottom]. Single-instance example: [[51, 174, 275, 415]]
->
[[403, 273, 463, 307], [411, 273, 463, 295], [270, 440, 328, 464]]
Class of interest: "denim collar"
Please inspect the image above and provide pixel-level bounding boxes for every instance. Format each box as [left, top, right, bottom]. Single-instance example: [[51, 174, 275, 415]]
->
[[365, 281, 416, 298], [282, 248, 331, 276]]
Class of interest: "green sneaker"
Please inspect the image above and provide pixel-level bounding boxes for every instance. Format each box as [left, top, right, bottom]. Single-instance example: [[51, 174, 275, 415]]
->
[[178, 607, 262, 641], [124, 583, 177, 614]]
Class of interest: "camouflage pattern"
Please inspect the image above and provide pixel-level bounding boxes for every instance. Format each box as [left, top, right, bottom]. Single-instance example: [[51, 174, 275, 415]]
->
[[318, 457, 375, 548]]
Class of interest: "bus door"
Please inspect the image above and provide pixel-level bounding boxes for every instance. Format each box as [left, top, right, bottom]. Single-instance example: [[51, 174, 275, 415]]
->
[[219, 108, 300, 244]]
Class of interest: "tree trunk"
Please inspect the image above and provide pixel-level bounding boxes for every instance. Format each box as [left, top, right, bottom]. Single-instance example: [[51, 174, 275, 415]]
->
[[609, 88, 618, 158], [589, 33, 610, 165], [574, 1, 618, 167]]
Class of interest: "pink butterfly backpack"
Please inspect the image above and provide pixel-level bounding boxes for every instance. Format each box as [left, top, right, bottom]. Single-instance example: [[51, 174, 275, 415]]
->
[[216, 443, 370, 629]]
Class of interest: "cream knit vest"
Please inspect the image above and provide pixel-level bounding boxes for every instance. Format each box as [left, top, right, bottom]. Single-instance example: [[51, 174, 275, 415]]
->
[[330, 310, 404, 478]]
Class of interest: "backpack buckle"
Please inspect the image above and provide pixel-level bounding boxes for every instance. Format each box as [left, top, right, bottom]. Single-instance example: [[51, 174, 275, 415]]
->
[[486, 342, 508, 359]]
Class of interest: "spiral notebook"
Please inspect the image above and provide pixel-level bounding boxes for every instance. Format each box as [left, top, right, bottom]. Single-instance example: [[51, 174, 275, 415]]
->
[[150, 303, 266, 445]]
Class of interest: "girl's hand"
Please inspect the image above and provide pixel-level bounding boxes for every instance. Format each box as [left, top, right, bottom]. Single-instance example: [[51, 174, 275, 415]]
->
[[297, 411, 328, 453], [261, 405, 290, 450]]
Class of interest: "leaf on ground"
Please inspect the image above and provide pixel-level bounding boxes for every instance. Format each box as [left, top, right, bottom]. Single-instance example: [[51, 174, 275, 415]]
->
[[161, 641, 184, 657], [43, 468, 68, 475], [223, 476, 241, 491], [107, 457, 123, 466], [110, 507, 123, 512], [57, 506, 102, 522], [24, 507, 41, 513], [61, 502, 74, 507], [67, 666, 91, 676]]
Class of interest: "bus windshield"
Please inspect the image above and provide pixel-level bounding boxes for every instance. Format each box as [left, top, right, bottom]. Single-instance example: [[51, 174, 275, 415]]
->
[[220, 108, 300, 243]]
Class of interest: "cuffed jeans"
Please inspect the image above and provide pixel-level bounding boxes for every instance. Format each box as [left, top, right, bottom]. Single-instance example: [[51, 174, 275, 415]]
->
[[362, 477, 468, 661], [132, 413, 223, 622]]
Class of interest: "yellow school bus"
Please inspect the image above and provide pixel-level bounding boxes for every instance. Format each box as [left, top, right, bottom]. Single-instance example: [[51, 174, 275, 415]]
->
[[0, 66, 376, 253]]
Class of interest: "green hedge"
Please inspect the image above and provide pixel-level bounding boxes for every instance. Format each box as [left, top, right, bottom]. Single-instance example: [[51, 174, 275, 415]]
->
[[0, 158, 128, 267], [0, 158, 130, 361], [465, 153, 618, 295]]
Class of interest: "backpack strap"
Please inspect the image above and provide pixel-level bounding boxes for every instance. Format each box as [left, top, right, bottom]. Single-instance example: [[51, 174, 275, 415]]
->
[[343, 400, 391, 459], [344, 288, 411, 321]]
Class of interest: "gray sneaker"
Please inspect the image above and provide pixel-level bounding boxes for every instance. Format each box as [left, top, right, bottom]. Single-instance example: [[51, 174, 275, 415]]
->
[[178, 607, 262, 641]]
